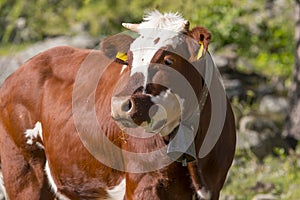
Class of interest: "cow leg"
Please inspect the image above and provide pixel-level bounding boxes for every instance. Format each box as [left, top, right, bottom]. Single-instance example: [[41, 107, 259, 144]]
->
[[188, 153, 234, 200], [124, 164, 195, 200], [0, 122, 54, 200], [188, 162, 213, 200]]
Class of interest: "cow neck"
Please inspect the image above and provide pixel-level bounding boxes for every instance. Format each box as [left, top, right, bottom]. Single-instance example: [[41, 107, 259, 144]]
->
[[199, 84, 208, 112], [197, 53, 211, 113]]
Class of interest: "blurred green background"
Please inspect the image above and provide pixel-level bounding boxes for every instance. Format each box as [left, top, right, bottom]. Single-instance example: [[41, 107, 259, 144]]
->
[[0, 0, 299, 199], [0, 0, 294, 78]]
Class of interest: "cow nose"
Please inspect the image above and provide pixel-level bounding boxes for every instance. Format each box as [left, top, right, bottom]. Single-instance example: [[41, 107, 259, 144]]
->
[[111, 96, 133, 117], [121, 98, 133, 112], [111, 94, 154, 128]]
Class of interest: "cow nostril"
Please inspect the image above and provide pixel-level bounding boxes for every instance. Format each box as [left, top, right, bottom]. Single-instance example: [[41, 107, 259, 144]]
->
[[121, 99, 132, 112]]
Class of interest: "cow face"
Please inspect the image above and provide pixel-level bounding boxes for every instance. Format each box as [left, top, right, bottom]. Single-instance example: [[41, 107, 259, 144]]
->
[[111, 11, 211, 139]]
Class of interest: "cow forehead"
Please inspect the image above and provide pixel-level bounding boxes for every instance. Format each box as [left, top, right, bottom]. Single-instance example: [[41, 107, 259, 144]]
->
[[130, 29, 182, 78], [128, 11, 187, 87]]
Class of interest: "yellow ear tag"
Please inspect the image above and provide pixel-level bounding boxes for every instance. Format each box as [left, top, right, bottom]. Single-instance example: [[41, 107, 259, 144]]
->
[[116, 52, 128, 62], [197, 41, 204, 60]]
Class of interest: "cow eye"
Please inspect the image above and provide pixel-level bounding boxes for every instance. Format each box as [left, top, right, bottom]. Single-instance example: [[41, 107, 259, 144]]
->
[[163, 57, 174, 66]]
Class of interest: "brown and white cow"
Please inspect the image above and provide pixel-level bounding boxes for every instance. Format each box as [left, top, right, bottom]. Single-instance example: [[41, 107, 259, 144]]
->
[[0, 11, 236, 200]]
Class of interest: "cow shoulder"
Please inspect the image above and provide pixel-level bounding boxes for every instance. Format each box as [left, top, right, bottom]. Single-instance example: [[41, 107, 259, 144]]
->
[[30, 46, 92, 84]]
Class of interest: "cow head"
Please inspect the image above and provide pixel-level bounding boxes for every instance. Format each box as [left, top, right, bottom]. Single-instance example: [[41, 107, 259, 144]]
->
[[110, 11, 211, 162]]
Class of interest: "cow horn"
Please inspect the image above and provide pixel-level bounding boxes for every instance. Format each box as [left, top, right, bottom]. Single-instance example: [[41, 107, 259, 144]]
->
[[184, 20, 190, 32], [122, 23, 139, 32]]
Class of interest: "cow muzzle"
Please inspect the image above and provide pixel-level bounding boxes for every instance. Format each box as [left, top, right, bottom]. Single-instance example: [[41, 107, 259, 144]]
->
[[111, 91, 198, 165], [111, 94, 167, 132], [110, 96, 137, 128]]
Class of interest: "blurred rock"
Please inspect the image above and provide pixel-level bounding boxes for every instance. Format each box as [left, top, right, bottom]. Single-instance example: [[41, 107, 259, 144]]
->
[[252, 194, 277, 200], [0, 193, 4, 200], [0, 170, 5, 200], [0, 34, 98, 85], [220, 66, 267, 101], [220, 194, 236, 200], [259, 95, 288, 114], [238, 115, 288, 159], [223, 79, 245, 99], [256, 84, 275, 97], [237, 57, 254, 72], [214, 45, 238, 69], [15, 17, 26, 30], [250, 181, 275, 193], [271, 76, 287, 95], [213, 54, 229, 68], [239, 115, 279, 133]]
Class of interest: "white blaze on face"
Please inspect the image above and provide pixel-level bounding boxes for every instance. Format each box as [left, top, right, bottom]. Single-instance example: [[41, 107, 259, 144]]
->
[[129, 11, 186, 87]]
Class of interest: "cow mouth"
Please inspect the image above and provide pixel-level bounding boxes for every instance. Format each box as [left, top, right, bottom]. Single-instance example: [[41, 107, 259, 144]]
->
[[111, 89, 182, 136], [112, 115, 167, 133], [141, 118, 167, 133], [162, 127, 178, 145], [150, 119, 168, 132], [112, 116, 138, 128]]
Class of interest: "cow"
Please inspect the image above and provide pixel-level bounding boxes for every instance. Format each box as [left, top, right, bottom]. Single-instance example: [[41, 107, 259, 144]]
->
[[0, 10, 236, 200]]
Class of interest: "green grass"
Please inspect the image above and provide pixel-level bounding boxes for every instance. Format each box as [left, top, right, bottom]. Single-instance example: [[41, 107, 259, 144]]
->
[[0, 42, 33, 56], [221, 147, 300, 199]]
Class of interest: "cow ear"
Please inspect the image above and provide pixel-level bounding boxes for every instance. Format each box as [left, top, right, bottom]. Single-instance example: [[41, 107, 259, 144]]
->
[[188, 27, 211, 60], [100, 34, 134, 63]]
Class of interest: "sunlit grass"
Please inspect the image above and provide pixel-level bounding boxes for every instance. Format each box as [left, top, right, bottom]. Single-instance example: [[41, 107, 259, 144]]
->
[[0, 42, 32, 56], [221, 146, 300, 200]]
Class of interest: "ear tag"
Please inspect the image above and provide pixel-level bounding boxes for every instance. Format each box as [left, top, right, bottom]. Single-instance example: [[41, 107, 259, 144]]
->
[[197, 41, 204, 60], [116, 52, 128, 62]]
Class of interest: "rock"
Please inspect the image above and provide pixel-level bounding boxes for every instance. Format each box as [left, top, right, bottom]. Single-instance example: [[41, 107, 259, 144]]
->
[[238, 115, 288, 159], [219, 66, 268, 102], [0, 192, 4, 200], [237, 57, 254, 72], [256, 84, 275, 97], [259, 95, 288, 114], [0, 170, 5, 200], [214, 45, 238, 69], [220, 194, 236, 200], [0, 34, 98, 85], [252, 194, 277, 200], [15, 17, 26, 30], [250, 181, 275, 193], [213, 54, 229, 68], [223, 79, 245, 99], [239, 116, 279, 134]]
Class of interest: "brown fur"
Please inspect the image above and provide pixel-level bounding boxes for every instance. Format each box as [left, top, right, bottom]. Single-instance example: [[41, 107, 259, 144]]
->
[[0, 26, 235, 200]]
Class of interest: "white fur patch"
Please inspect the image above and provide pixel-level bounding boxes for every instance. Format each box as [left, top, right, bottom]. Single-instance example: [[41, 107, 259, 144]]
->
[[45, 162, 123, 200], [129, 11, 186, 87], [120, 65, 128, 75], [45, 161, 70, 200], [197, 188, 211, 200], [150, 89, 184, 136], [45, 161, 57, 193], [139, 10, 186, 33], [24, 121, 44, 149], [0, 170, 9, 200], [106, 179, 126, 200]]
